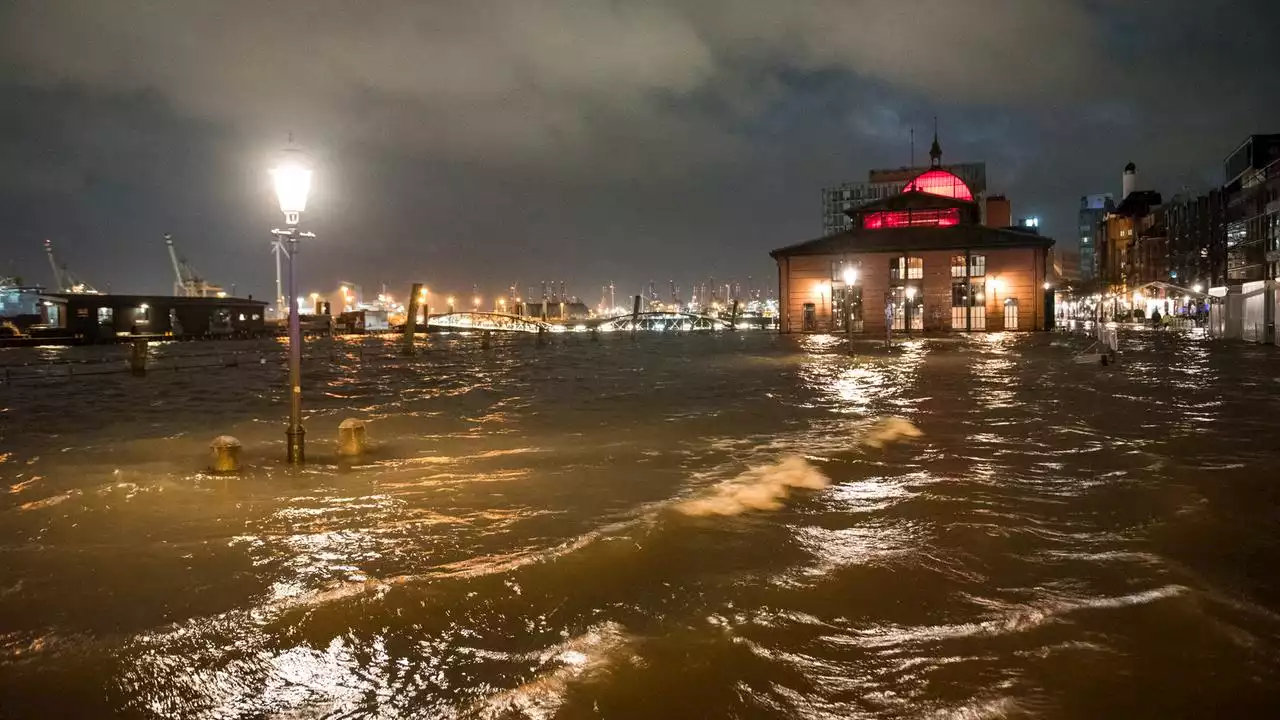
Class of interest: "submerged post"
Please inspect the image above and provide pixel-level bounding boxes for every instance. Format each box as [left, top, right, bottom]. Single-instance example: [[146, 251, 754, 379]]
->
[[129, 338, 148, 376], [631, 295, 641, 338], [209, 435, 242, 473], [337, 418, 368, 457], [729, 300, 739, 330], [402, 283, 422, 356]]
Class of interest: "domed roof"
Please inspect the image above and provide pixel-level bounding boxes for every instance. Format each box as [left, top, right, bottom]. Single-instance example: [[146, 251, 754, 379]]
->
[[902, 168, 974, 202]]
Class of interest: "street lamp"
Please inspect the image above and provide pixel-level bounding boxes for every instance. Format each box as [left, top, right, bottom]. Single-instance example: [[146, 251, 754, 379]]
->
[[270, 146, 314, 464]]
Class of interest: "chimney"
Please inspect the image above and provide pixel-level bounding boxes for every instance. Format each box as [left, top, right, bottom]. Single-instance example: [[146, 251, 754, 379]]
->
[[1122, 162, 1137, 200]]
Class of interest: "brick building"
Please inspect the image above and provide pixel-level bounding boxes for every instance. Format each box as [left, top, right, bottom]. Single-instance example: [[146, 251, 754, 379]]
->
[[774, 148, 1052, 334]]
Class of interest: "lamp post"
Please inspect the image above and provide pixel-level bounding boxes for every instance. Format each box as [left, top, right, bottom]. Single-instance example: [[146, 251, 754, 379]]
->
[[904, 285, 917, 337], [270, 147, 314, 465], [842, 265, 858, 352]]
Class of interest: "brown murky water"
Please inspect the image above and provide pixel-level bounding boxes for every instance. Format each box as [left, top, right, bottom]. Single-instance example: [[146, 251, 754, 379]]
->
[[2, 329, 1279, 718]]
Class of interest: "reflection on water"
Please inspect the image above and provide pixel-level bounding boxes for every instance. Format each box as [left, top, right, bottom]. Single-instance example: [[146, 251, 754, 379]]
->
[[3, 330, 1280, 718]]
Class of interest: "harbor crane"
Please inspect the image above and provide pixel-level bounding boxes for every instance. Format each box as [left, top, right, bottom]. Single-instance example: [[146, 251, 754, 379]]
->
[[43, 239, 99, 293], [165, 234, 224, 297]]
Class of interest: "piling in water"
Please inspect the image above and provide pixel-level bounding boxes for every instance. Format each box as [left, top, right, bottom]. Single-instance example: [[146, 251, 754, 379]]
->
[[129, 338, 148, 376], [209, 435, 242, 473], [402, 282, 422, 356], [337, 418, 368, 457]]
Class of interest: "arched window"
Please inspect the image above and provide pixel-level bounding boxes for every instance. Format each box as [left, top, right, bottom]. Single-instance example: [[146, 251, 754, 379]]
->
[[901, 169, 974, 201]]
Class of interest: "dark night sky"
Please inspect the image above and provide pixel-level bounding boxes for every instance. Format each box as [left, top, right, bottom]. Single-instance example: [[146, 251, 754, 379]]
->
[[2, 1, 1278, 305]]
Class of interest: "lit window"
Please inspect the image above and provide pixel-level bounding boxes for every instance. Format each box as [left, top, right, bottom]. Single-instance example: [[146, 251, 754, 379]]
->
[[864, 208, 961, 229], [901, 169, 974, 201], [969, 255, 986, 277], [951, 256, 967, 278]]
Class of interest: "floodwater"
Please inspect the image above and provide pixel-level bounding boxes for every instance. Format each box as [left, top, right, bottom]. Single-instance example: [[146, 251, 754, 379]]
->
[[2, 329, 1280, 718]]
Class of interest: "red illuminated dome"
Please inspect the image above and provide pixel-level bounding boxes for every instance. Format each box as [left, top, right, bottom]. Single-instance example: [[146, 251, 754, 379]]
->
[[901, 169, 973, 201]]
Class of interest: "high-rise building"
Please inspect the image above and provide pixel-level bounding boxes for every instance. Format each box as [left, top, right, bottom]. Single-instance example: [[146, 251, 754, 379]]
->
[[822, 135, 987, 235], [1223, 134, 1280, 282], [1162, 189, 1227, 289], [1078, 193, 1112, 282]]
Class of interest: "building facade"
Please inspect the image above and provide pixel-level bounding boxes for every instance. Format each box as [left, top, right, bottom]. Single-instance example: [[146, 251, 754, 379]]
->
[[1224, 135, 1280, 282], [1077, 193, 1112, 282], [51, 294, 268, 341], [1163, 190, 1227, 289], [778, 166, 1052, 334]]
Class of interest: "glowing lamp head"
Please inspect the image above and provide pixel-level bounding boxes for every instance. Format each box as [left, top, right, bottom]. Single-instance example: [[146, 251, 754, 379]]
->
[[842, 266, 858, 286], [905, 286, 917, 300], [987, 277, 1004, 294], [1192, 283, 1204, 293], [270, 149, 312, 225]]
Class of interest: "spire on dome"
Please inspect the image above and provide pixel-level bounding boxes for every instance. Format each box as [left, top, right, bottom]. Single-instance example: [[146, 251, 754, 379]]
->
[[929, 117, 942, 168]]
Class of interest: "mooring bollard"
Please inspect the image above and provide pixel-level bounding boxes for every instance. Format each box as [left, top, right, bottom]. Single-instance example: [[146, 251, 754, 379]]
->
[[209, 435, 242, 473], [129, 338, 148, 376], [537, 327, 547, 347], [482, 330, 491, 349], [337, 418, 368, 457]]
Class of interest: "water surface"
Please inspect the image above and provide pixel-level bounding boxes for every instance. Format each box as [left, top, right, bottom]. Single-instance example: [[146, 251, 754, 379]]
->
[[2, 330, 1279, 718]]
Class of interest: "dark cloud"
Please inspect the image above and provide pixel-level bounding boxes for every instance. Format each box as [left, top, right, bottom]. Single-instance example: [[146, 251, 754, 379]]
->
[[2, 1, 1278, 301]]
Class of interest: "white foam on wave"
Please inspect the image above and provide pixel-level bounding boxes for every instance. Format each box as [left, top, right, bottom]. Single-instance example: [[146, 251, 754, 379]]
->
[[469, 621, 634, 719], [675, 455, 830, 516], [675, 416, 922, 517]]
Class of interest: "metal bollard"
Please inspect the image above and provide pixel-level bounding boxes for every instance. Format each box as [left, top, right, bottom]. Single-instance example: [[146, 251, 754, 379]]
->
[[209, 436, 242, 473], [129, 338, 148, 376], [337, 418, 368, 457]]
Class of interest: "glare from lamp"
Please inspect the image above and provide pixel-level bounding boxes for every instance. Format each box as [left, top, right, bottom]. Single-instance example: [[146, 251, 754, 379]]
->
[[842, 266, 858, 286], [270, 152, 312, 224]]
